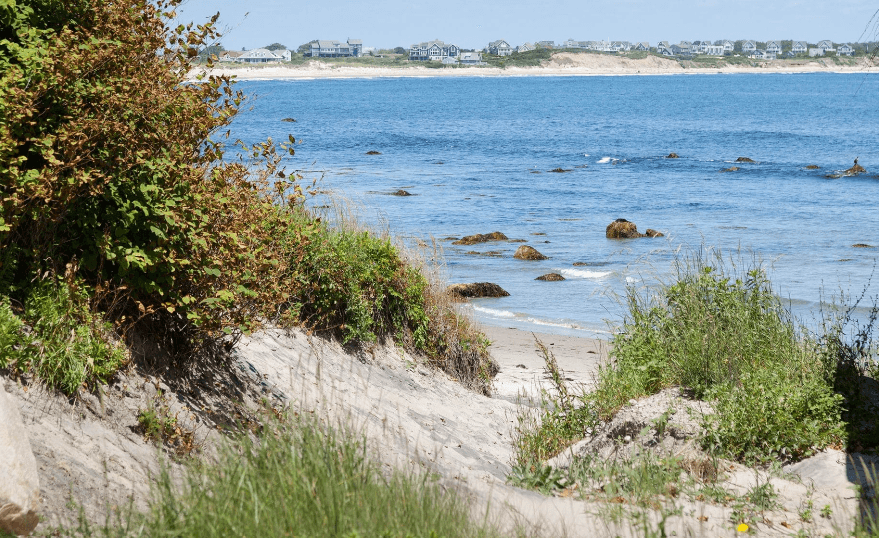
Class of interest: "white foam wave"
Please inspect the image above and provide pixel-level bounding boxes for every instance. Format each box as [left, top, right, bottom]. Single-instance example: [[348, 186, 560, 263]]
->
[[583, 153, 590, 157], [559, 268, 612, 279], [597, 157, 612, 164], [473, 306, 516, 319], [626, 276, 638, 283]]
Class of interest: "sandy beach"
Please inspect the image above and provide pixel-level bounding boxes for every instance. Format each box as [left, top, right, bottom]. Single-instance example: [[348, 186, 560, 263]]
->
[[190, 53, 879, 81]]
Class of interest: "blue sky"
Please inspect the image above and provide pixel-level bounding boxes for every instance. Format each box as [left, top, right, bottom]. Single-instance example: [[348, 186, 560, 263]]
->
[[176, 0, 879, 51]]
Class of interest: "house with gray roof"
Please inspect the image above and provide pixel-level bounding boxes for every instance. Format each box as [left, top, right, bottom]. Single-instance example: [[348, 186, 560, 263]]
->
[[486, 39, 513, 56], [459, 51, 484, 65], [742, 40, 757, 53], [720, 40, 734, 53], [409, 40, 459, 61], [634, 42, 650, 51], [810, 40, 835, 56], [766, 41, 782, 55], [309, 39, 363, 58], [516, 42, 535, 53], [792, 41, 808, 54], [838, 43, 854, 56]]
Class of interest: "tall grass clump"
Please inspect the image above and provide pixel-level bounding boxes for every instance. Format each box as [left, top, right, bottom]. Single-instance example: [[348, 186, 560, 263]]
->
[[69, 415, 502, 538], [593, 248, 845, 463]]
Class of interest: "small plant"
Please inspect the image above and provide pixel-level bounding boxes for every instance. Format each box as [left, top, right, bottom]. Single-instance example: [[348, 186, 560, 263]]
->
[[507, 462, 568, 495], [820, 504, 833, 519], [137, 394, 196, 455], [799, 499, 814, 522]]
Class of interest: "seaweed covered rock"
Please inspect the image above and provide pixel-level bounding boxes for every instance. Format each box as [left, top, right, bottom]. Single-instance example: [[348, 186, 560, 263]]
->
[[666, 153, 680, 159], [446, 282, 510, 298], [452, 232, 508, 246], [513, 245, 548, 260], [606, 219, 643, 239], [720, 166, 739, 173], [806, 165, 820, 170], [735, 157, 755, 163], [645, 229, 664, 238], [536, 273, 565, 281], [365, 150, 382, 155], [845, 163, 866, 176], [391, 190, 412, 196]]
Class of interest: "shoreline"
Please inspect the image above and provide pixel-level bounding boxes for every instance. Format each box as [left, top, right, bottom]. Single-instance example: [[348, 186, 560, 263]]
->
[[189, 55, 879, 81]]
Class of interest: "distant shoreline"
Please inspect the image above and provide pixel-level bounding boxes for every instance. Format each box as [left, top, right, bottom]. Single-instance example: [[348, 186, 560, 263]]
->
[[189, 53, 879, 81]]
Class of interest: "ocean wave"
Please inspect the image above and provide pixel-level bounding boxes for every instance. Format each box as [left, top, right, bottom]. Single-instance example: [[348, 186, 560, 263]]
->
[[625, 276, 638, 283], [559, 268, 612, 279], [597, 157, 613, 164], [473, 306, 516, 318]]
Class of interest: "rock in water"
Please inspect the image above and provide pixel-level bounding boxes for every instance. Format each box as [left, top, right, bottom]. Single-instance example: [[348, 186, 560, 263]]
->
[[735, 157, 755, 163], [645, 229, 664, 238], [513, 245, 548, 260], [853, 244, 875, 248], [452, 232, 508, 245], [536, 273, 565, 281], [845, 163, 866, 176], [805, 165, 820, 170], [365, 150, 382, 155], [666, 153, 679, 159], [720, 166, 739, 173], [606, 219, 643, 239], [447, 283, 510, 298], [0, 384, 40, 535], [391, 190, 412, 196], [281, 117, 296, 122]]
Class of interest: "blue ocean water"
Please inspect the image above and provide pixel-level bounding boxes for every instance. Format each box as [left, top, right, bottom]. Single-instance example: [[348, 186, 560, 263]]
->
[[229, 73, 879, 338]]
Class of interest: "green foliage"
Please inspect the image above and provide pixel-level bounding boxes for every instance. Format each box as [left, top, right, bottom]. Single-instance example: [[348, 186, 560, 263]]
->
[[482, 48, 552, 68], [0, 278, 126, 394], [67, 415, 503, 538], [507, 462, 568, 495], [590, 249, 845, 462]]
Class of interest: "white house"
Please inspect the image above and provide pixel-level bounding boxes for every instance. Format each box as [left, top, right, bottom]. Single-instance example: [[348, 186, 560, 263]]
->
[[720, 40, 734, 53], [516, 42, 535, 53], [704, 44, 725, 56], [634, 42, 650, 51], [765, 41, 782, 55], [809, 40, 835, 56], [742, 40, 757, 53], [792, 41, 808, 54], [459, 51, 484, 64], [236, 48, 285, 63], [838, 43, 854, 56], [486, 39, 513, 56], [409, 40, 460, 61], [309, 39, 362, 58]]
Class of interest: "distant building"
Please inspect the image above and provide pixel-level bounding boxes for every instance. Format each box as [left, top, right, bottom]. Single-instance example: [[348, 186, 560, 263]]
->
[[634, 42, 650, 51], [792, 41, 808, 54], [486, 39, 513, 56], [704, 44, 724, 56], [720, 40, 734, 53], [838, 43, 854, 56], [809, 40, 835, 56], [236, 48, 285, 63], [459, 51, 484, 65], [218, 50, 243, 62], [742, 40, 757, 53], [516, 42, 535, 53], [409, 39, 459, 61], [765, 41, 782, 55], [536, 41, 555, 49], [309, 39, 363, 58]]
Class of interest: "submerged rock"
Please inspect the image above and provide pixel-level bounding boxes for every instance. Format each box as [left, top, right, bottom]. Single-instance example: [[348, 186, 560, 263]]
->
[[446, 282, 510, 298], [391, 190, 412, 196], [536, 273, 565, 281], [666, 152, 680, 159], [281, 117, 296, 122], [365, 150, 382, 155], [845, 163, 867, 176], [452, 232, 508, 245], [720, 166, 739, 173], [513, 245, 548, 260], [806, 165, 820, 170], [549, 168, 571, 173], [853, 244, 875, 248], [606, 219, 643, 239], [735, 157, 755, 163], [645, 229, 664, 238]]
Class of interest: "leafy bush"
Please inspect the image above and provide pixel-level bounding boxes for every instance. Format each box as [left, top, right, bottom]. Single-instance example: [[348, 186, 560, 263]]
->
[[592, 249, 845, 462]]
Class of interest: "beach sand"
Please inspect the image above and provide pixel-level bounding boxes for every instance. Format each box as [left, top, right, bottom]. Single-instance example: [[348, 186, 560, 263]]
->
[[190, 54, 879, 81]]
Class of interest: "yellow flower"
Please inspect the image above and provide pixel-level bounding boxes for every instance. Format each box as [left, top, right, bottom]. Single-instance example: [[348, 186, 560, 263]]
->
[[737, 523, 749, 532]]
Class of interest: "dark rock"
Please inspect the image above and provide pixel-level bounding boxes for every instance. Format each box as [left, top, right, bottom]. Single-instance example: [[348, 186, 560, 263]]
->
[[452, 232, 508, 245], [530, 170, 542, 174], [531, 232, 546, 236], [549, 168, 571, 173], [281, 117, 296, 122], [853, 244, 875, 248], [365, 150, 382, 155], [720, 166, 739, 173], [447, 282, 510, 298], [509, 239, 527, 243], [442, 237, 460, 241], [514, 245, 548, 260], [391, 190, 412, 196], [845, 164, 867, 176], [805, 165, 820, 170], [536, 273, 565, 281], [735, 157, 755, 163], [666, 153, 680, 159], [606, 219, 644, 239], [645, 229, 664, 238]]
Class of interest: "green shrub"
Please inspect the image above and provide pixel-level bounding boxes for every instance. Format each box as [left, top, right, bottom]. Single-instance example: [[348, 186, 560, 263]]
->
[[592, 249, 845, 462], [0, 296, 24, 364]]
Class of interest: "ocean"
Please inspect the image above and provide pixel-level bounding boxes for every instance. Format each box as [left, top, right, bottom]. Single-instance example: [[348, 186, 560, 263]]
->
[[228, 73, 879, 338]]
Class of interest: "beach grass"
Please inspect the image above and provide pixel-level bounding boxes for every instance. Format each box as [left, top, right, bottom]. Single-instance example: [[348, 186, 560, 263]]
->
[[61, 413, 508, 538]]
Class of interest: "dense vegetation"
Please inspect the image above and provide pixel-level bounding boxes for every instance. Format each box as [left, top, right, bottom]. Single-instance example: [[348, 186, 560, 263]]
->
[[0, 0, 494, 395], [515, 248, 878, 467]]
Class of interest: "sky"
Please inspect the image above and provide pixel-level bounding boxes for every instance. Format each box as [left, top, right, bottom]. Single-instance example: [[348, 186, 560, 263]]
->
[[175, 0, 879, 51]]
